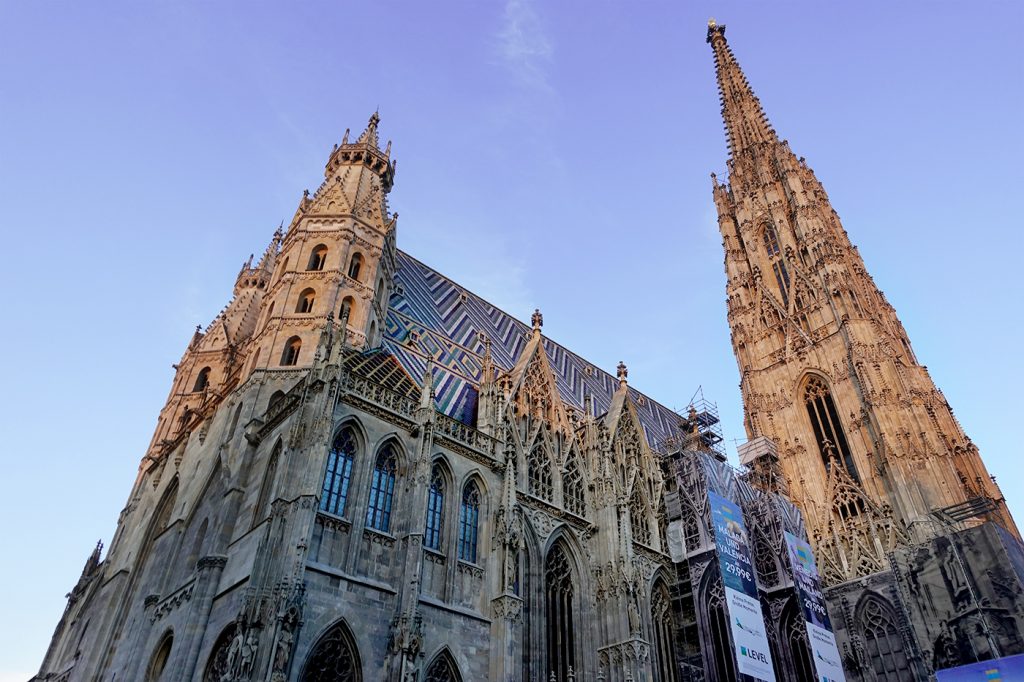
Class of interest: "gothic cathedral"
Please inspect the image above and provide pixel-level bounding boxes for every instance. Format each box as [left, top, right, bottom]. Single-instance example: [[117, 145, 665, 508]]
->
[[34, 21, 1024, 682]]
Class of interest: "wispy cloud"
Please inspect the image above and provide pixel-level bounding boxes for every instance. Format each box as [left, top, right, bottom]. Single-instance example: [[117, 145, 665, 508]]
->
[[496, 0, 553, 91]]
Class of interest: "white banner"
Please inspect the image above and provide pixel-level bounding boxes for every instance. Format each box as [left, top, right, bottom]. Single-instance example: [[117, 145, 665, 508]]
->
[[709, 491, 776, 681], [784, 531, 846, 682]]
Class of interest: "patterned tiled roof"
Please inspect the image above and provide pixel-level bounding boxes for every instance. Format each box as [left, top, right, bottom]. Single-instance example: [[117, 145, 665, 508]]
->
[[381, 251, 685, 449]]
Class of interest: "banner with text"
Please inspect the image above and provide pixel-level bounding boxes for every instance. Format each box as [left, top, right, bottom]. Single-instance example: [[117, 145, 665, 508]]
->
[[709, 490, 776, 681], [784, 531, 846, 682]]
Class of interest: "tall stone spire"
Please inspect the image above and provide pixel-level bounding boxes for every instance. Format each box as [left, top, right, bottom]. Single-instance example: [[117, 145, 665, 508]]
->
[[706, 19, 777, 155], [708, 22, 1017, 585]]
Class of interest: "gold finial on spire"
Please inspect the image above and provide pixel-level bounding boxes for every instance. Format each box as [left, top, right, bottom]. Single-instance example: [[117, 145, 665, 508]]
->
[[708, 17, 716, 28]]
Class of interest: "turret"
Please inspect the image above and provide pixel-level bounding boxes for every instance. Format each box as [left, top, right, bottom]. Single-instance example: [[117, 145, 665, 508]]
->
[[245, 113, 399, 378]]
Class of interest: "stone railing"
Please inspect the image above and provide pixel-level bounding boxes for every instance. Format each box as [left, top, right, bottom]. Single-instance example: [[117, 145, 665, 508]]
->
[[433, 411, 499, 459], [338, 371, 416, 419]]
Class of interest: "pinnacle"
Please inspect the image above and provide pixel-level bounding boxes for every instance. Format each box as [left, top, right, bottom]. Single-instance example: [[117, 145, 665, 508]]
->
[[356, 111, 381, 148]]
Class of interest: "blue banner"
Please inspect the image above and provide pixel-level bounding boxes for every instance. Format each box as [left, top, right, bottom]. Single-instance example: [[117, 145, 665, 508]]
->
[[784, 531, 846, 682], [936, 654, 1024, 681], [709, 491, 776, 681]]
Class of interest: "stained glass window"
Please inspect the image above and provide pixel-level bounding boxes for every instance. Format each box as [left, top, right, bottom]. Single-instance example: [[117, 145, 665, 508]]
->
[[424, 466, 445, 550], [458, 481, 480, 562], [320, 429, 356, 517], [366, 446, 397, 532]]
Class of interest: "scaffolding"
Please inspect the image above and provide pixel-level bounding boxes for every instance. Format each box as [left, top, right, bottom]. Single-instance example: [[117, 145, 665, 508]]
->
[[655, 386, 726, 462]]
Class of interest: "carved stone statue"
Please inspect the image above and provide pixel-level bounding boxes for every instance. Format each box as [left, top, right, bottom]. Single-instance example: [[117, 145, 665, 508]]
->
[[627, 597, 641, 636], [273, 627, 294, 673], [240, 631, 258, 677]]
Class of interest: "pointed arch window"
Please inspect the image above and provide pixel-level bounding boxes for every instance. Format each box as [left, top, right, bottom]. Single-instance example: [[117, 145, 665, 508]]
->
[[545, 543, 576, 682], [762, 224, 790, 306], [296, 288, 316, 314], [339, 296, 354, 323], [562, 454, 584, 516], [772, 261, 791, 307], [307, 245, 328, 271], [706, 576, 736, 682], [762, 225, 781, 256], [652, 579, 678, 682], [424, 465, 445, 551], [458, 481, 481, 563], [253, 442, 280, 523], [347, 253, 363, 281], [301, 621, 361, 682], [630, 488, 652, 546], [803, 376, 859, 483], [281, 337, 302, 366], [320, 429, 356, 517], [147, 631, 174, 681], [527, 442, 553, 502], [366, 446, 397, 532], [424, 652, 462, 682], [192, 367, 211, 392], [858, 595, 911, 681], [782, 598, 815, 682]]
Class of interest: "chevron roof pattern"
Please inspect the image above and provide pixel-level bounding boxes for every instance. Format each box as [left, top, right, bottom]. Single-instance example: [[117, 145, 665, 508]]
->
[[381, 251, 685, 449]]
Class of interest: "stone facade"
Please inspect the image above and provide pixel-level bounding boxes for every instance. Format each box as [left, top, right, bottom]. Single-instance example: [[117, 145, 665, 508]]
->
[[33, 20, 1024, 682], [34, 111, 696, 682]]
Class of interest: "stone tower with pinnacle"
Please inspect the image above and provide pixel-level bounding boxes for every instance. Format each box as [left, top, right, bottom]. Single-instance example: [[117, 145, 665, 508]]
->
[[706, 19, 1017, 584]]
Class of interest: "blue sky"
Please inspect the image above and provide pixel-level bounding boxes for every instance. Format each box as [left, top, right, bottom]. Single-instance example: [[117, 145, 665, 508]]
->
[[1, 1, 1022, 677]]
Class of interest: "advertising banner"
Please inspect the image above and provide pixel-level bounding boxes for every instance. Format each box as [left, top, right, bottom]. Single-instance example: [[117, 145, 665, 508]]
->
[[936, 653, 1024, 681], [784, 531, 846, 682], [709, 490, 776, 681]]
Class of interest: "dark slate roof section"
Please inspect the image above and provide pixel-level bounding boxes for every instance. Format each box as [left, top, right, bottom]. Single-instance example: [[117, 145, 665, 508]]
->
[[383, 250, 686, 447], [343, 347, 419, 397]]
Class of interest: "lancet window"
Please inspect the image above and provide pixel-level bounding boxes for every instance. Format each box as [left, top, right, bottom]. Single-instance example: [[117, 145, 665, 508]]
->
[[347, 253, 363, 281], [652, 580, 678, 682], [562, 454, 584, 516], [296, 288, 316, 314], [366, 446, 397, 532], [803, 376, 859, 483], [762, 225, 781, 256], [340, 296, 354, 323], [545, 543, 576, 682], [301, 621, 360, 682], [146, 632, 173, 681], [424, 465, 445, 551], [192, 367, 211, 392], [706, 576, 736, 682], [307, 245, 328, 271], [458, 481, 480, 562], [630, 488, 652, 546], [782, 599, 815, 682], [281, 337, 302, 366], [253, 442, 280, 524], [858, 596, 911, 681], [762, 224, 790, 305], [772, 261, 791, 307], [528, 442, 553, 502], [321, 429, 356, 517]]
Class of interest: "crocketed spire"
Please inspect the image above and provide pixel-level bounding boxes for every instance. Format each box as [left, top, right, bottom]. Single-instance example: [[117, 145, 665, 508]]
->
[[706, 19, 778, 156]]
